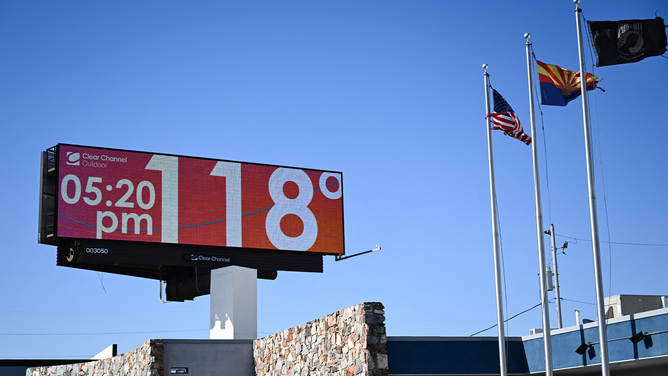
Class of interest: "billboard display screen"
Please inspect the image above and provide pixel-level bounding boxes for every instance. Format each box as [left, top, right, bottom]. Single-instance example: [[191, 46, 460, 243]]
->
[[54, 144, 344, 255]]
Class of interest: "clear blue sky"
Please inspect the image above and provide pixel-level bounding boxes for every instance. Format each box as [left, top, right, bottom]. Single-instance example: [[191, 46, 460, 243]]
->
[[1, 0, 667, 359]]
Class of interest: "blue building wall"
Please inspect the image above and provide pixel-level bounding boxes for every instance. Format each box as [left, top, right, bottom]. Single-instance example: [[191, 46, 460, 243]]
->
[[387, 308, 668, 375], [387, 337, 528, 375], [522, 308, 668, 373]]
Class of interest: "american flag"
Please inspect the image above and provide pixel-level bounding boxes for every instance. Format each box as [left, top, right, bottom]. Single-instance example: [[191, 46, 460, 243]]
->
[[486, 88, 531, 145]]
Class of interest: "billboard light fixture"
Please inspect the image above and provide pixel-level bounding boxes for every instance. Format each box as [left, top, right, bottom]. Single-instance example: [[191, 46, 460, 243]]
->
[[335, 245, 381, 261]]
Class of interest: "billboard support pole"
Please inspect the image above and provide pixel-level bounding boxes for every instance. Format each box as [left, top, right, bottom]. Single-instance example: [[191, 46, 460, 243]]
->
[[210, 266, 258, 340]]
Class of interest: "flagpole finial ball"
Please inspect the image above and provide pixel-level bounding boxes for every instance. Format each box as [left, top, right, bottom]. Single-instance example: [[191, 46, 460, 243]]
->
[[574, 0, 580, 4], [482, 63, 488, 69], [524, 33, 530, 39]]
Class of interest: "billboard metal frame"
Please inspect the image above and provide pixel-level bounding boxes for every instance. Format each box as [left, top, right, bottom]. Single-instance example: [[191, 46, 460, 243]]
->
[[39, 144, 344, 300]]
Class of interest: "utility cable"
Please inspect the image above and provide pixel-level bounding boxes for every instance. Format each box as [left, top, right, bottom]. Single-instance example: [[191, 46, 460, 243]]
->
[[561, 297, 596, 306], [0, 328, 206, 336], [470, 303, 542, 337], [554, 235, 668, 248]]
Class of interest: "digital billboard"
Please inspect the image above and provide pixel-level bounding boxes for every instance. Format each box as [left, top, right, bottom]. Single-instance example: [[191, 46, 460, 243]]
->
[[49, 144, 344, 255]]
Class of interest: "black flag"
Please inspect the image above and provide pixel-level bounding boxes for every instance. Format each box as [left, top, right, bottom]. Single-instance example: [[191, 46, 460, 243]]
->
[[588, 17, 667, 67]]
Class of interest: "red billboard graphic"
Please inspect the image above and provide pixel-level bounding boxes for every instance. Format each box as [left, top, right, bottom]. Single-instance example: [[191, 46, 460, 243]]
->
[[56, 145, 344, 254]]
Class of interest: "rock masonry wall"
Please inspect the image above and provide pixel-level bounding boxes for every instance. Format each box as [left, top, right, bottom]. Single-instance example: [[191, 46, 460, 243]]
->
[[26, 339, 164, 376], [253, 302, 388, 376]]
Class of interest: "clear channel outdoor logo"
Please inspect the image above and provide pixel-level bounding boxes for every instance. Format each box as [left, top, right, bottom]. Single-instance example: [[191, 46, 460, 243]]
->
[[66, 152, 81, 166]]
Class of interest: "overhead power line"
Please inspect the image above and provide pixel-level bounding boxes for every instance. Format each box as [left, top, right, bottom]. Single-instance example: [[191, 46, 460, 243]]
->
[[470, 303, 542, 337], [556, 234, 668, 247], [0, 328, 206, 336]]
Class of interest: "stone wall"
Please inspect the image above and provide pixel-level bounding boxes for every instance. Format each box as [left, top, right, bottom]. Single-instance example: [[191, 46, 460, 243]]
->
[[27, 339, 164, 376], [253, 302, 388, 376]]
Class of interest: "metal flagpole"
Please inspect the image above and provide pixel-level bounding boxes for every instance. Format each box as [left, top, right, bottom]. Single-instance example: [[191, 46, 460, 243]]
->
[[483, 64, 508, 376], [549, 224, 563, 329], [524, 34, 554, 376], [574, 1, 611, 375]]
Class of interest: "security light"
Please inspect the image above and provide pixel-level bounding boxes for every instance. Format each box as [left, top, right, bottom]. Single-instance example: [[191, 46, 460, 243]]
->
[[575, 342, 592, 355], [629, 332, 649, 344]]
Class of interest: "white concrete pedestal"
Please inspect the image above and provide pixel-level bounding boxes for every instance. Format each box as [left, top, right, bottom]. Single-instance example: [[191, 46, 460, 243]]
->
[[209, 266, 257, 340]]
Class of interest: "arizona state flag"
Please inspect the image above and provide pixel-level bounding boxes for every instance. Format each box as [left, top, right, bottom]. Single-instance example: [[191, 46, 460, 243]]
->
[[537, 61, 599, 106], [588, 17, 667, 67]]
